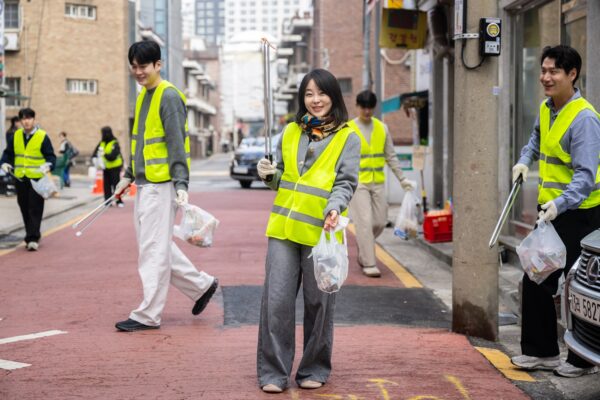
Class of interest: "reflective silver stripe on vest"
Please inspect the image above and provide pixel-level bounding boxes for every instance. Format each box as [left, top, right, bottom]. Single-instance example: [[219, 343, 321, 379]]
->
[[540, 153, 573, 169], [23, 156, 45, 160], [360, 153, 385, 158], [146, 158, 168, 165], [279, 180, 330, 199], [15, 165, 42, 169], [359, 167, 385, 172], [540, 179, 600, 191], [132, 134, 138, 140], [146, 137, 166, 145], [271, 205, 323, 227]]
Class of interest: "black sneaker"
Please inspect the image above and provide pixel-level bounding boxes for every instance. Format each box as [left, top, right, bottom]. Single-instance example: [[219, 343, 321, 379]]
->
[[192, 278, 219, 315], [115, 318, 160, 332]]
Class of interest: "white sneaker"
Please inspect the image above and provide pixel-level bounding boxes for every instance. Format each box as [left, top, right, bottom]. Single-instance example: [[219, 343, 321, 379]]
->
[[262, 384, 283, 393], [511, 354, 559, 370], [361, 266, 381, 278], [26, 242, 39, 251], [117, 203, 124, 208], [553, 361, 599, 378], [299, 380, 323, 389]]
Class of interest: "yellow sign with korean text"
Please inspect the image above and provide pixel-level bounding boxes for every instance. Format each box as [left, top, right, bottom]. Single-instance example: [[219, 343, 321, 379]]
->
[[384, 0, 404, 9], [379, 8, 427, 49]]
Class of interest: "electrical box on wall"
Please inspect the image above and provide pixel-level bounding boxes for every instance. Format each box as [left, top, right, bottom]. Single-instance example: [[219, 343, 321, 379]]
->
[[479, 18, 501, 57]]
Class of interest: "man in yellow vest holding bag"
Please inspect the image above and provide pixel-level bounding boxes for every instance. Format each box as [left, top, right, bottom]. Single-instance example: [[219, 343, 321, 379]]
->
[[1, 108, 56, 251], [113, 41, 218, 332], [510, 45, 600, 377], [347, 91, 416, 277]]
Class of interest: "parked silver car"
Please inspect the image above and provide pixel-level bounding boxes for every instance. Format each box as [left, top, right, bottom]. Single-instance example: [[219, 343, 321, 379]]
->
[[564, 229, 600, 366]]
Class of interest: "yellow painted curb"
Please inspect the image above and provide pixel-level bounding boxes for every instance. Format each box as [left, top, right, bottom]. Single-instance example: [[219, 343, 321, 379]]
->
[[348, 223, 422, 288], [475, 346, 536, 382]]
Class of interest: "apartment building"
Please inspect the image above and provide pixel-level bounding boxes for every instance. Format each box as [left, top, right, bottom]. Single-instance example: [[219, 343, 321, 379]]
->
[[4, 1, 131, 157]]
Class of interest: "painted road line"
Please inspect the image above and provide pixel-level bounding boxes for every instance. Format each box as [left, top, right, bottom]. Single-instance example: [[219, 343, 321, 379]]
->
[[190, 170, 229, 177], [0, 330, 67, 345], [475, 346, 536, 382], [0, 359, 31, 370], [347, 224, 422, 288]]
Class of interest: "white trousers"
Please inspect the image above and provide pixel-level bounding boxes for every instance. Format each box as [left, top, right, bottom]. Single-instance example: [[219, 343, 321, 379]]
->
[[129, 183, 214, 326], [348, 182, 387, 267]]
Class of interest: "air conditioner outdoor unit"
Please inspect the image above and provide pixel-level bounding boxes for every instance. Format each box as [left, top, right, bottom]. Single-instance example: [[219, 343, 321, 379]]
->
[[4, 32, 20, 51]]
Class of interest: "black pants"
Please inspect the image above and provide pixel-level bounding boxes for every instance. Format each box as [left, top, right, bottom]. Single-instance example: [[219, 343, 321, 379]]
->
[[15, 178, 45, 243], [103, 167, 122, 203], [521, 205, 600, 368]]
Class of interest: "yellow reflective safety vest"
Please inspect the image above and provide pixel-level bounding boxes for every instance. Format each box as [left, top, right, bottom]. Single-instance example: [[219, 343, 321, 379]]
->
[[14, 128, 46, 179], [131, 80, 191, 182], [266, 123, 352, 247], [538, 97, 600, 208], [100, 140, 123, 169], [347, 117, 386, 184]]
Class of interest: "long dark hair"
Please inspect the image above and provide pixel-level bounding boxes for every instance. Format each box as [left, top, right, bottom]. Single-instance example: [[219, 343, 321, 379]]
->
[[101, 126, 116, 143], [295, 69, 348, 128]]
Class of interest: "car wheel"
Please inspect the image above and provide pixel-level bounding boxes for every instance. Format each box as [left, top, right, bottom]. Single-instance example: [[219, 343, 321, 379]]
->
[[239, 180, 252, 189]]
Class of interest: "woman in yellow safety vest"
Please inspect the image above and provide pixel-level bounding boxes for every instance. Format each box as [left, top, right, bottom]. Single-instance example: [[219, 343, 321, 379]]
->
[[256, 69, 361, 393], [92, 126, 124, 206]]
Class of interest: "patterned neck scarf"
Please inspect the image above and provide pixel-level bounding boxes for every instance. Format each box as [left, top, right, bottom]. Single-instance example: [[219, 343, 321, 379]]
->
[[299, 113, 340, 142]]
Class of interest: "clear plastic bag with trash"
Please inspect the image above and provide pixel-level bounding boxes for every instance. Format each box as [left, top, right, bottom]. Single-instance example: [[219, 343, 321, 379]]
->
[[394, 190, 423, 240], [31, 173, 59, 199], [310, 216, 349, 294], [173, 204, 219, 247], [516, 220, 567, 284]]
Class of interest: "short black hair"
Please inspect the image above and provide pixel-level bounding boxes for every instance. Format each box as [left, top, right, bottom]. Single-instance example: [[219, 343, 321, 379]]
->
[[356, 90, 377, 108], [295, 69, 348, 127], [541, 45, 582, 86], [128, 41, 161, 65], [18, 108, 35, 119], [101, 126, 115, 143]]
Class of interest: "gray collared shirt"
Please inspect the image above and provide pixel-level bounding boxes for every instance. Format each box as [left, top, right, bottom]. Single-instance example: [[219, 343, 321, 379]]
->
[[518, 89, 600, 214]]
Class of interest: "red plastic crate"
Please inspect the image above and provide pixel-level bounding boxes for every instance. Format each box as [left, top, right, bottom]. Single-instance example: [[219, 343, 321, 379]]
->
[[423, 212, 453, 243]]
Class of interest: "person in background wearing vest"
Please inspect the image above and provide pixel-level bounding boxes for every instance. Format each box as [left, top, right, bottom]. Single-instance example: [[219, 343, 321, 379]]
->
[[510, 45, 600, 378], [112, 41, 218, 332], [347, 91, 417, 277], [0, 108, 56, 251], [91, 126, 124, 207], [58, 131, 75, 187], [255, 69, 360, 393]]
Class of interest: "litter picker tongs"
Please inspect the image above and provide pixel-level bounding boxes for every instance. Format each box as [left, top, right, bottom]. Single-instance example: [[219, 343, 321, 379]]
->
[[261, 37, 276, 181], [489, 174, 524, 248], [72, 194, 117, 237]]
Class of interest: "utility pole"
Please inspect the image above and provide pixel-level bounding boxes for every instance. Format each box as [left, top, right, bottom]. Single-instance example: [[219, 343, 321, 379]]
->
[[452, 0, 499, 341], [362, 1, 371, 90], [0, 0, 5, 152], [374, 1, 382, 119]]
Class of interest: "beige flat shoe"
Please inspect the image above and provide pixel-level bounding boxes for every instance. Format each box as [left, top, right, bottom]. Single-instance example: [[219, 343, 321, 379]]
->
[[361, 265, 381, 277], [299, 380, 323, 389], [262, 384, 283, 393]]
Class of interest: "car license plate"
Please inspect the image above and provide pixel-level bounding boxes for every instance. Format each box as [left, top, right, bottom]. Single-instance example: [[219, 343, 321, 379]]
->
[[233, 166, 248, 174], [570, 290, 600, 327]]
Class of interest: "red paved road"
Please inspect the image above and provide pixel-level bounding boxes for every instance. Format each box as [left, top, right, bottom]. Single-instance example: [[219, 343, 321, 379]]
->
[[0, 191, 529, 399]]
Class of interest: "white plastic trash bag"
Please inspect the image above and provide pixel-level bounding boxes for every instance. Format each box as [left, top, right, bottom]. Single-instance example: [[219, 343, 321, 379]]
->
[[310, 229, 349, 294], [516, 220, 567, 284], [174, 204, 219, 247], [394, 191, 422, 240], [31, 173, 59, 199]]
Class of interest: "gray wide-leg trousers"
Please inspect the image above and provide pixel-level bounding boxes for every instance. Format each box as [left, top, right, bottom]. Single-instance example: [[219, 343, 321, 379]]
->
[[257, 237, 336, 389]]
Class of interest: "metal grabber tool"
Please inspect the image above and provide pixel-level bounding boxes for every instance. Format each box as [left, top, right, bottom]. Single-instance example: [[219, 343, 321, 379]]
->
[[72, 193, 118, 237], [489, 174, 523, 248], [261, 37, 276, 182]]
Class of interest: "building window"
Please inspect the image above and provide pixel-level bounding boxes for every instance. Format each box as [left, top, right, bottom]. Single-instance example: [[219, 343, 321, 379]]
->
[[66, 79, 98, 94], [337, 78, 352, 94], [4, 1, 19, 29], [5, 77, 21, 107], [65, 3, 97, 20]]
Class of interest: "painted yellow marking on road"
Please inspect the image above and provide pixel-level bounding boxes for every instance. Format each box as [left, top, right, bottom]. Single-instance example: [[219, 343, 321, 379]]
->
[[347, 224, 422, 288], [0, 359, 30, 370], [445, 374, 472, 400], [475, 347, 536, 382], [0, 329, 67, 345]]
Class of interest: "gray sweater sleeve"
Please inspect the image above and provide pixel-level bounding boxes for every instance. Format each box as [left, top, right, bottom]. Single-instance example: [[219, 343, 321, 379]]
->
[[161, 88, 189, 192], [383, 123, 406, 183], [263, 128, 285, 191], [324, 132, 361, 217]]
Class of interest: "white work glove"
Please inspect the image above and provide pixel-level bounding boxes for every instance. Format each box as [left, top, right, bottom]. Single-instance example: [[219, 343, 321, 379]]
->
[[39, 163, 51, 174], [401, 178, 416, 191], [257, 158, 277, 180], [512, 163, 528, 183], [537, 200, 558, 224], [1, 163, 12, 173], [114, 177, 132, 198], [175, 189, 188, 207], [97, 147, 105, 156]]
